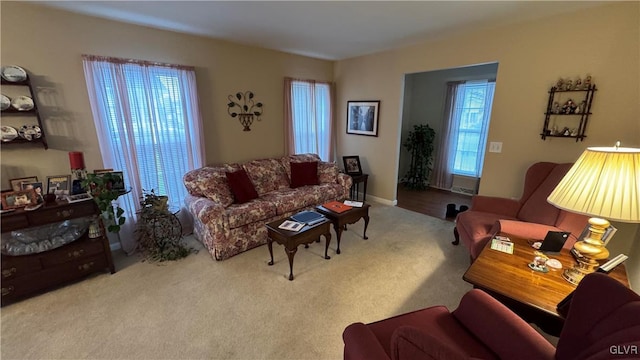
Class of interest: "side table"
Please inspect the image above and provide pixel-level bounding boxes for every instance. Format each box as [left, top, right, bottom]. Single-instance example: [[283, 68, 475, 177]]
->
[[316, 203, 370, 254], [266, 218, 332, 281], [349, 173, 368, 202]]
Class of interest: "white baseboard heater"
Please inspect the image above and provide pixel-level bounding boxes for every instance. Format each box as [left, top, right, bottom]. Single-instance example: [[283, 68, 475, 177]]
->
[[451, 175, 479, 195]]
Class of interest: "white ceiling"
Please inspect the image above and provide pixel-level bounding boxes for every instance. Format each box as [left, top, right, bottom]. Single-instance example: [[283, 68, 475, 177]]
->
[[37, 1, 606, 60]]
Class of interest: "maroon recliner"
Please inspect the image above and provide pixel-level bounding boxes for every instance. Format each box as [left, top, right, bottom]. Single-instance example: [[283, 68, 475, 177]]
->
[[453, 162, 589, 260], [342, 273, 640, 360]]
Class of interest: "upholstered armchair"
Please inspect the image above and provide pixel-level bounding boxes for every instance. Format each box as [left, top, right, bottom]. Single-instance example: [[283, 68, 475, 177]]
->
[[342, 272, 640, 360], [453, 162, 589, 260]]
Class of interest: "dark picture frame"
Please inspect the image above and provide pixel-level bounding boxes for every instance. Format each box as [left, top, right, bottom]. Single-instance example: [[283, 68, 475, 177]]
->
[[21, 181, 44, 204], [9, 176, 38, 191], [1, 189, 37, 209], [343, 156, 363, 175], [346, 100, 380, 136], [106, 171, 125, 191], [46, 175, 71, 195]]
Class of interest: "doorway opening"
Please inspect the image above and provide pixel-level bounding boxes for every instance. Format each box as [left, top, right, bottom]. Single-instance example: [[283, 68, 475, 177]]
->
[[397, 63, 498, 214]]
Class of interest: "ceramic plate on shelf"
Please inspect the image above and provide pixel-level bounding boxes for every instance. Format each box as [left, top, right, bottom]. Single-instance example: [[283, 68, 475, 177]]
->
[[18, 125, 42, 141], [11, 96, 34, 111], [1, 126, 18, 142], [1, 65, 27, 82], [1, 94, 10, 110]]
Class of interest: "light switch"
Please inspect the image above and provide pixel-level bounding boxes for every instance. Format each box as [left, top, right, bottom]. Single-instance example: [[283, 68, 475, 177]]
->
[[489, 142, 503, 153]]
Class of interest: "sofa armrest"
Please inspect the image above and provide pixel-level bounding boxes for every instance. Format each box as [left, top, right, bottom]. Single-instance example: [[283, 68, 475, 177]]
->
[[337, 173, 354, 190], [492, 219, 563, 242], [453, 289, 555, 360], [185, 194, 226, 218], [343, 322, 390, 360], [390, 326, 470, 360], [470, 196, 520, 217]]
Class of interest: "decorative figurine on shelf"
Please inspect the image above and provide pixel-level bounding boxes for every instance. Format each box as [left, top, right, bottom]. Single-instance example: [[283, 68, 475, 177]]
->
[[583, 74, 592, 90], [562, 99, 577, 114], [562, 127, 571, 136], [571, 128, 579, 137], [552, 101, 561, 114], [564, 79, 573, 92], [574, 77, 582, 90], [555, 78, 564, 90], [577, 100, 586, 114], [551, 125, 558, 135]]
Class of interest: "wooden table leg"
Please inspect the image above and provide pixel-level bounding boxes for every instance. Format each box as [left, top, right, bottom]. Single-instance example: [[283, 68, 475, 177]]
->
[[323, 231, 332, 260], [363, 213, 369, 240], [267, 237, 275, 265], [286, 246, 298, 281], [334, 222, 344, 254]]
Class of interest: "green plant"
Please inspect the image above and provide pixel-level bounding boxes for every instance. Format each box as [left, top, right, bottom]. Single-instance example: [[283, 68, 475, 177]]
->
[[81, 173, 126, 233], [135, 190, 193, 262], [403, 124, 436, 190]]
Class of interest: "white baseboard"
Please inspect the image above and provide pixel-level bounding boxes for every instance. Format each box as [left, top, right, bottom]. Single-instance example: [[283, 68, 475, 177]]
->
[[357, 193, 396, 206]]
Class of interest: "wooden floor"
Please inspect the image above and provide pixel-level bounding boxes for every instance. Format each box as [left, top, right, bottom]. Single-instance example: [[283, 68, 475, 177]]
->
[[396, 184, 473, 221]]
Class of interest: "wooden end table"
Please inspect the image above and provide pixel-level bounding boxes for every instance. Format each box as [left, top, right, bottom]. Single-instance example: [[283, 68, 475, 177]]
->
[[349, 174, 368, 202], [315, 203, 370, 254], [463, 233, 629, 335], [266, 218, 331, 281]]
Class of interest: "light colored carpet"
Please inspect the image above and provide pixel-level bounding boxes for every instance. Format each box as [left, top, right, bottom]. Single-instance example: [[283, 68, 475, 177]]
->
[[1, 203, 474, 359]]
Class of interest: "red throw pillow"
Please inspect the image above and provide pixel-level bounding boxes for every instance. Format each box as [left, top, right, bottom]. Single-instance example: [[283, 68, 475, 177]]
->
[[290, 161, 319, 188], [225, 169, 259, 204]]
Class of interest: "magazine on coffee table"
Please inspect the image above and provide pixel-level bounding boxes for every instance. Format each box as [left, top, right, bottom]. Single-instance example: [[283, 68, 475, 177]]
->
[[343, 200, 363, 207], [278, 220, 304, 232]]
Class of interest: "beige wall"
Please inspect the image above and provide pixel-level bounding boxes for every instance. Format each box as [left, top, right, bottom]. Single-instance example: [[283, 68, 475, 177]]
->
[[2, 2, 638, 287], [335, 2, 639, 287], [1, 2, 332, 187]]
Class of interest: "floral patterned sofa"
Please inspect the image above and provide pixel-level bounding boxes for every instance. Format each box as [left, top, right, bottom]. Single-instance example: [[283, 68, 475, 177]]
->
[[183, 154, 353, 260]]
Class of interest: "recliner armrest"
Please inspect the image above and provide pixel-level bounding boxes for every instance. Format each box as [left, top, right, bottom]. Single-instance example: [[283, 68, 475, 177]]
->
[[491, 219, 564, 242], [343, 322, 391, 360], [470, 196, 520, 217], [453, 289, 555, 360]]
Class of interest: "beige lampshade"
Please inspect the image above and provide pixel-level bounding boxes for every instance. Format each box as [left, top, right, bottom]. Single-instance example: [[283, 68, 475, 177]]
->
[[547, 146, 640, 223]]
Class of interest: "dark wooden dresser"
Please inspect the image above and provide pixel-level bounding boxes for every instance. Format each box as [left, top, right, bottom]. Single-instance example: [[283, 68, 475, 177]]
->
[[1, 200, 115, 306]]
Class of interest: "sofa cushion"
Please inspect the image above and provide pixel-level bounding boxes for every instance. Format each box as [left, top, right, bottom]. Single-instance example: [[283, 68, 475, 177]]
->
[[183, 163, 241, 207], [290, 161, 319, 188], [226, 169, 259, 204], [281, 154, 321, 179], [367, 305, 497, 360], [261, 187, 318, 215], [243, 158, 290, 196], [224, 199, 276, 229], [318, 162, 339, 184]]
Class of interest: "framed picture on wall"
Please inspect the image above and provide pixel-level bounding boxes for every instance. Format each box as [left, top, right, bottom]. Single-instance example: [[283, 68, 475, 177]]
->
[[346, 100, 380, 137]]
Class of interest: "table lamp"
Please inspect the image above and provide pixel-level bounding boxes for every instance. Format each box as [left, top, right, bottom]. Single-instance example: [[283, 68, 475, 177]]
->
[[547, 142, 640, 285], [69, 151, 87, 195]]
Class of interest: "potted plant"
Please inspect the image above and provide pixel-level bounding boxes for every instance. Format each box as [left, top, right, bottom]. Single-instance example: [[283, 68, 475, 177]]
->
[[135, 190, 192, 262], [403, 124, 436, 190], [81, 173, 126, 233]]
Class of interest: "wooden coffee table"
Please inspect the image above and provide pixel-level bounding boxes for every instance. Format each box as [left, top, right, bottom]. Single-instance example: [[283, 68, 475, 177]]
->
[[315, 203, 370, 254], [463, 233, 629, 335], [266, 218, 331, 281]]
